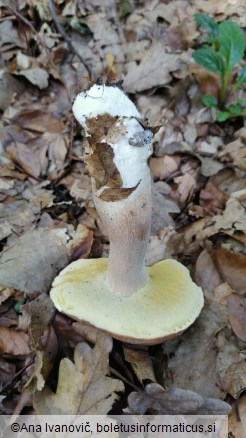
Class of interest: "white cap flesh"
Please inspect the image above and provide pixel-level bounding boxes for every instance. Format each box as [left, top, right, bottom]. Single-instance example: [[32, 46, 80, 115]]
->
[[72, 84, 141, 124]]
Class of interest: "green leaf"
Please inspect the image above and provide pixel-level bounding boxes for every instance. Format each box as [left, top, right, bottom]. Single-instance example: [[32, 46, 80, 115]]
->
[[216, 110, 230, 122], [192, 47, 225, 75], [235, 64, 246, 88], [201, 94, 218, 108], [14, 295, 26, 314], [218, 20, 245, 72], [118, 0, 133, 19], [225, 103, 243, 116], [194, 13, 219, 38]]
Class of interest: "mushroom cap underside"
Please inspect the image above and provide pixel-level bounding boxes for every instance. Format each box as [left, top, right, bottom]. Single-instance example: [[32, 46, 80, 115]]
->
[[50, 258, 204, 345]]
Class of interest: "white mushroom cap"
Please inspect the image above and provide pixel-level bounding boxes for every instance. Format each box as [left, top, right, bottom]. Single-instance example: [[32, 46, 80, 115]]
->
[[50, 258, 204, 345], [72, 84, 140, 126]]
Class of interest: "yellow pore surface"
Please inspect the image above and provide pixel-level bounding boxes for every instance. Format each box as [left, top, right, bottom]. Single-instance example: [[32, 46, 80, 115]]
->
[[50, 258, 204, 344]]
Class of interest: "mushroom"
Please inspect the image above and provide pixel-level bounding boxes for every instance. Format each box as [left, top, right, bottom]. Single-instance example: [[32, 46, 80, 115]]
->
[[50, 84, 204, 345]]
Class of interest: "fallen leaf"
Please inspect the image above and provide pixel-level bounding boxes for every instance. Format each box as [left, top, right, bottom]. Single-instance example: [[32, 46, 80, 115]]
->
[[227, 295, 246, 342], [0, 327, 30, 356], [229, 395, 246, 438], [0, 20, 25, 48], [87, 13, 120, 45], [0, 357, 16, 392], [25, 326, 58, 393], [200, 156, 225, 177], [17, 68, 49, 89], [150, 155, 180, 181], [67, 224, 93, 262], [196, 0, 246, 26], [173, 197, 246, 257], [124, 346, 156, 384], [194, 249, 222, 295], [11, 109, 64, 134], [216, 330, 246, 398], [0, 200, 35, 241], [33, 330, 124, 414], [45, 132, 68, 164], [146, 227, 176, 266], [200, 180, 228, 214], [163, 304, 228, 398], [213, 246, 246, 295], [0, 228, 69, 294], [6, 140, 46, 179], [151, 181, 180, 234], [123, 43, 180, 93], [0, 72, 25, 111], [19, 294, 55, 349], [175, 173, 196, 206], [128, 383, 230, 415]]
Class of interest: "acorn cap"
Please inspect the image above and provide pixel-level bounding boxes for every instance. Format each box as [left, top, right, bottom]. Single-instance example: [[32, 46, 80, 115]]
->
[[50, 258, 204, 345]]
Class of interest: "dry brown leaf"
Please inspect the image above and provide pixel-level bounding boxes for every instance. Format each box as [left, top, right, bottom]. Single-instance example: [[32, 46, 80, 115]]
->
[[67, 224, 93, 263], [19, 294, 55, 349], [200, 180, 228, 214], [17, 68, 49, 89], [0, 20, 25, 48], [0, 227, 69, 294], [163, 304, 228, 398], [0, 357, 16, 392], [25, 326, 58, 393], [227, 295, 246, 342], [6, 140, 46, 179], [0, 327, 30, 356], [173, 197, 246, 256], [0, 200, 35, 241], [53, 314, 84, 350], [213, 246, 246, 295], [99, 184, 139, 202], [151, 181, 180, 234], [123, 43, 180, 93], [128, 384, 203, 415], [216, 330, 246, 398], [175, 173, 196, 206], [124, 346, 156, 385], [128, 383, 230, 415], [194, 249, 222, 295], [229, 395, 246, 438], [195, 0, 246, 26], [0, 72, 25, 111], [87, 13, 120, 45], [211, 168, 246, 195], [150, 155, 180, 181], [45, 132, 68, 165], [11, 109, 64, 134], [33, 331, 124, 414], [146, 227, 177, 266]]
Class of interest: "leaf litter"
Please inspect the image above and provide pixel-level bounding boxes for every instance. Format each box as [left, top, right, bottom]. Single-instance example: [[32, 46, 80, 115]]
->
[[0, 0, 245, 432]]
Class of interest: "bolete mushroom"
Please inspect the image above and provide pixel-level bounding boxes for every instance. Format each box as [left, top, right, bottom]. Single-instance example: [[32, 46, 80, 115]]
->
[[50, 84, 204, 344]]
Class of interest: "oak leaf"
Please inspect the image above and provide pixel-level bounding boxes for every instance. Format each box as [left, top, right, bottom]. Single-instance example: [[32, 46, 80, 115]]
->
[[33, 331, 124, 414]]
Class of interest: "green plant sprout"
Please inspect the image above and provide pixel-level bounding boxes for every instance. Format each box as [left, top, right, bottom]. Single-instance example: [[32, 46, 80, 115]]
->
[[192, 13, 246, 122]]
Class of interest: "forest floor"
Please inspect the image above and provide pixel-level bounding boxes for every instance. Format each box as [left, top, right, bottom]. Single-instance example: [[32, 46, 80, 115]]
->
[[0, 1, 246, 436]]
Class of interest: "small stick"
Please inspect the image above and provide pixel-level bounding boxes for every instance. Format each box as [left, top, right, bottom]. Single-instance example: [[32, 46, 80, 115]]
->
[[3, 3, 49, 56], [47, 0, 92, 80]]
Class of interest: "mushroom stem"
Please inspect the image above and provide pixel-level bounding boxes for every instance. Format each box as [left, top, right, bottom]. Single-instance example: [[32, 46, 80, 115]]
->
[[93, 176, 152, 296], [72, 84, 153, 296]]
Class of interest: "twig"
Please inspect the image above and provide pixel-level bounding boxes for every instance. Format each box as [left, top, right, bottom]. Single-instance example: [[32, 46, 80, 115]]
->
[[3, 3, 49, 56], [47, 0, 92, 80], [109, 366, 141, 392]]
